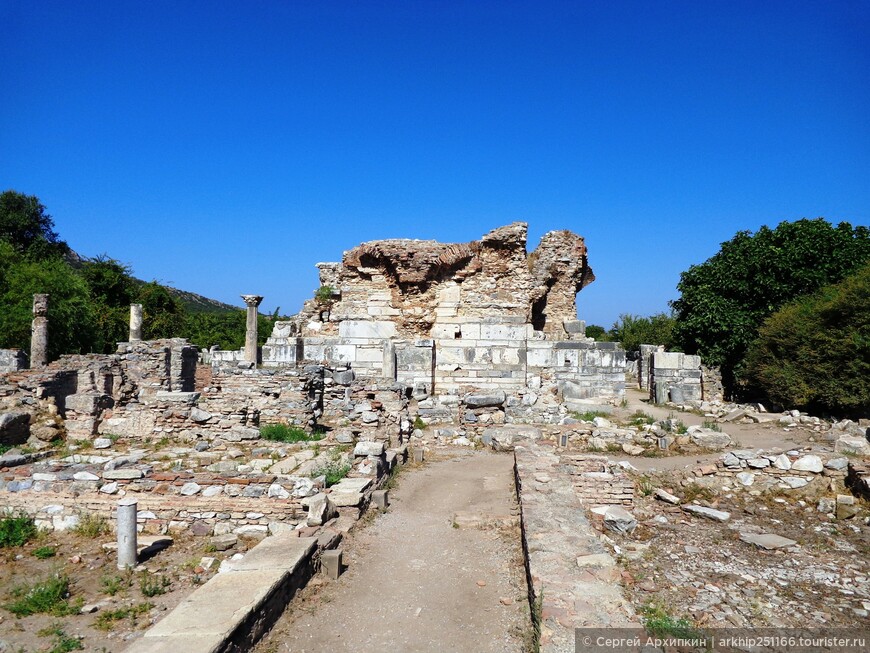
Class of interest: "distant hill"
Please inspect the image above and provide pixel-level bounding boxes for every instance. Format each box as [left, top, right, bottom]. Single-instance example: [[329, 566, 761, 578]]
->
[[164, 286, 240, 314], [65, 249, 240, 314]]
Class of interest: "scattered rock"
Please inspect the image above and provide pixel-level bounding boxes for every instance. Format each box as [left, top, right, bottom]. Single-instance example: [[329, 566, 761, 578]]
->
[[791, 455, 823, 473], [654, 489, 680, 505], [307, 492, 337, 526], [739, 533, 797, 550], [603, 506, 638, 535], [682, 505, 730, 522]]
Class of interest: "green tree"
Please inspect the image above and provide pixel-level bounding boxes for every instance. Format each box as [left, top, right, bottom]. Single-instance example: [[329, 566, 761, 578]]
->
[[0, 190, 69, 260], [585, 324, 609, 341], [0, 242, 96, 359], [745, 262, 870, 415], [137, 282, 186, 340], [610, 313, 676, 352], [80, 256, 138, 352], [671, 218, 870, 395], [181, 310, 275, 350]]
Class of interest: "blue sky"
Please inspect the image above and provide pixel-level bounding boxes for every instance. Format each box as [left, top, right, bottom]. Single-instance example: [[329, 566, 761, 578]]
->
[[2, 0, 868, 327]]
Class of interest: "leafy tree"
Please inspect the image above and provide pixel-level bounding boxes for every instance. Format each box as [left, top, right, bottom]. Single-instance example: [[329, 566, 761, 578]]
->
[[181, 310, 275, 350], [0, 190, 69, 260], [671, 218, 870, 394], [0, 242, 96, 359], [585, 324, 609, 341], [610, 313, 676, 352], [80, 257, 138, 352], [745, 262, 870, 415], [137, 282, 186, 340]]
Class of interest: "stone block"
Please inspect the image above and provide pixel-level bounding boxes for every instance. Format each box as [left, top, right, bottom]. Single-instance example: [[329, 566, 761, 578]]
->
[[321, 548, 342, 579], [371, 489, 389, 509], [338, 320, 396, 339], [0, 412, 30, 445]]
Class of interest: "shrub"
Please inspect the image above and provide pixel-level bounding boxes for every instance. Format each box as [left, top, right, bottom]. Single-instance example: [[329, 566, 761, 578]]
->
[[73, 512, 108, 538], [640, 603, 705, 640], [571, 410, 609, 422], [310, 449, 351, 487], [101, 572, 133, 596], [0, 511, 37, 548], [4, 574, 80, 617], [745, 261, 870, 416], [139, 571, 170, 597], [672, 218, 870, 395], [33, 545, 57, 559], [260, 423, 322, 443], [314, 285, 335, 303]]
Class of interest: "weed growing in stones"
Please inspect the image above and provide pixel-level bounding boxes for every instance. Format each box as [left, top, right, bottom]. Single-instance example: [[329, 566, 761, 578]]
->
[[38, 623, 84, 653], [628, 411, 655, 426], [636, 476, 655, 496], [33, 545, 57, 559], [570, 410, 609, 422], [681, 483, 716, 503], [94, 602, 153, 631], [639, 603, 705, 640], [260, 424, 322, 443], [101, 572, 133, 596], [139, 571, 171, 597], [4, 573, 81, 617], [73, 512, 108, 538], [0, 511, 37, 548], [702, 420, 721, 431], [413, 416, 426, 430]]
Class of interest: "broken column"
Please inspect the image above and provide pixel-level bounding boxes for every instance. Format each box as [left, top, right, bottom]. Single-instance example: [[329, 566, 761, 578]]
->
[[30, 293, 49, 368], [129, 303, 143, 342], [241, 295, 263, 365], [117, 498, 138, 569]]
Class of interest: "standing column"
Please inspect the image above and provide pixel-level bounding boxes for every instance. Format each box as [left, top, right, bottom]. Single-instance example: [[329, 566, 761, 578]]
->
[[241, 295, 263, 365], [129, 303, 143, 342], [116, 498, 138, 569], [30, 294, 49, 368]]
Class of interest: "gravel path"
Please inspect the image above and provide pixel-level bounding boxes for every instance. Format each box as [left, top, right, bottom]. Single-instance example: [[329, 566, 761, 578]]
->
[[254, 450, 531, 653]]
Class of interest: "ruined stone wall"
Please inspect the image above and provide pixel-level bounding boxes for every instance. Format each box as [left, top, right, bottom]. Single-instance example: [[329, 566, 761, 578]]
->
[[650, 351, 702, 403], [290, 223, 595, 341], [0, 349, 28, 373]]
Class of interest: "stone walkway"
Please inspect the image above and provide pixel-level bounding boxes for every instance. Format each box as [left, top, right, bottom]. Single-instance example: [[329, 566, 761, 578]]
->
[[254, 450, 530, 653]]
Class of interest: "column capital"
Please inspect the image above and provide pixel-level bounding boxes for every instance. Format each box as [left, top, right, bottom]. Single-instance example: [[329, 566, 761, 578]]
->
[[241, 294, 264, 308]]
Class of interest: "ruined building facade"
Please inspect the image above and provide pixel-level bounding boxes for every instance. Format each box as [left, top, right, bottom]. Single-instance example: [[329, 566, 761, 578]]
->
[[246, 223, 625, 401]]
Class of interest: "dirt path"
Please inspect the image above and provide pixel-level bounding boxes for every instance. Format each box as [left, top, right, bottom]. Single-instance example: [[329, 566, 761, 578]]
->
[[254, 450, 531, 653]]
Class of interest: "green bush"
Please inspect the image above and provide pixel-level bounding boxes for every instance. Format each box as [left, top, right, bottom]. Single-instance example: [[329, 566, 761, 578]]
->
[[0, 512, 37, 548], [610, 312, 676, 351], [139, 571, 170, 597], [310, 449, 351, 487], [672, 218, 870, 395], [33, 545, 57, 559], [745, 262, 870, 415], [4, 574, 80, 617], [640, 603, 705, 640], [260, 423, 322, 443]]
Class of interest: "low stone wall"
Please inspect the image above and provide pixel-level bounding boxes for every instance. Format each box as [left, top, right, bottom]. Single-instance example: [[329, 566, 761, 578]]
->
[[561, 453, 635, 506]]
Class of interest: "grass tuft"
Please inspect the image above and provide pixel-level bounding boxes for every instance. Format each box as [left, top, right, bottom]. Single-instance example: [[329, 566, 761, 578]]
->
[[4, 573, 80, 617], [73, 512, 108, 538], [260, 423, 322, 443], [0, 511, 37, 548]]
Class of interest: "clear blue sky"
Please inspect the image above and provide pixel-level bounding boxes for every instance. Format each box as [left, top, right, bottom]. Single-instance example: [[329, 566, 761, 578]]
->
[[2, 0, 868, 327]]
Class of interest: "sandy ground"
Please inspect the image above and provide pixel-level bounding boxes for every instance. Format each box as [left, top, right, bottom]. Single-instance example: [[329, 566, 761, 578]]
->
[[253, 450, 531, 653]]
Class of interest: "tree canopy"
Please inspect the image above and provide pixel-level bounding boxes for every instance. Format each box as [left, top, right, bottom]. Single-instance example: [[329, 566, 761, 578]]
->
[[0, 190, 69, 260], [671, 218, 870, 395], [0, 190, 273, 361], [745, 261, 870, 415]]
